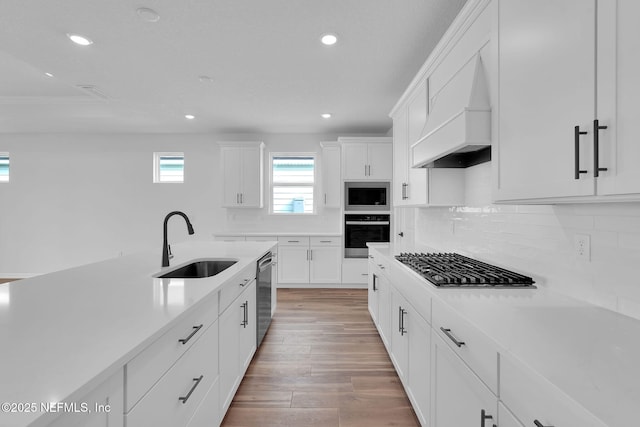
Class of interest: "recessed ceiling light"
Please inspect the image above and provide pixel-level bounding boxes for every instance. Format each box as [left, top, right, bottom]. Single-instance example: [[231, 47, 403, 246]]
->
[[185, 114, 195, 120], [44, 72, 54, 77], [198, 75, 213, 83], [67, 33, 93, 46], [136, 7, 160, 23], [320, 34, 338, 46], [321, 113, 332, 119]]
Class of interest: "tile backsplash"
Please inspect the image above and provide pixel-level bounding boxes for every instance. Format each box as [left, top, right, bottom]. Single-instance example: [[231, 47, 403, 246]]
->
[[415, 162, 640, 320]]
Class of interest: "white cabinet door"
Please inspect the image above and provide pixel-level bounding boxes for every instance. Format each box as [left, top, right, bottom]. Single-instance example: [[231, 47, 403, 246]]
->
[[498, 402, 524, 427], [496, 0, 596, 201], [596, 0, 640, 196], [368, 143, 393, 180], [390, 289, 409, 381], [368, 268, 380, 324], [239, 146, 263, 207], [342, 143, 369, 180], [309, 246, 342, 283], [407, 309, 430, 426], [220, 147, 242, 207], [431, 333, 497, 427], [218, 302, 240, 414], [277, 246, 310, 284], [377, 273, 392, 349], [239, 281, 257, 371], [406, 80, 429, 206], [393, 108, 409, 206], [321, 143, 342, 208]]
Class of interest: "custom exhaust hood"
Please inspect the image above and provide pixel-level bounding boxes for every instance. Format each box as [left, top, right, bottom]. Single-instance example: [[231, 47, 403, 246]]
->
[[411, 54, 491, 168]]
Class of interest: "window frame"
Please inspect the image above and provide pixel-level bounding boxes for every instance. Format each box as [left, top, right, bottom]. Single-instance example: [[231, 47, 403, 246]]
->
[[153, 152, 184, 184], [269, 152, 317, 215], [0, 152, 9, 183]]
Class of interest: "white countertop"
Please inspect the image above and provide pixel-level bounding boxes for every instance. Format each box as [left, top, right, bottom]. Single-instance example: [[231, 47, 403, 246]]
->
[[368, 243, 640, 427], [0, 241, 275, 427], [213, 232, 341, 237]]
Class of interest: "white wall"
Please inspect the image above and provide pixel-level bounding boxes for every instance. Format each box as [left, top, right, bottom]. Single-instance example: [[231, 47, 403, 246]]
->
[[0, 132, 358, 275], [413, 162, 640, 320]]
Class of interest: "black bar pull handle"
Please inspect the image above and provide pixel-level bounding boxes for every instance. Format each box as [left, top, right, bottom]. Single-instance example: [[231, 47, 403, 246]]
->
[[400, 308, 407, 336], [574, 126, 588, 179], [533, 420, 554, 427], [440, 327, 465, 347], [179, 375, 204, 404], [480, 409, 495, 427], [594, 119, 608, 177], [372, 274, 378, 291], [178, 324, 203, 345]]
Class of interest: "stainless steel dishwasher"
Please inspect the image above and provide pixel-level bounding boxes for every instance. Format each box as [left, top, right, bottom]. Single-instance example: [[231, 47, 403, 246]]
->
[[256, 252, 273, 347]]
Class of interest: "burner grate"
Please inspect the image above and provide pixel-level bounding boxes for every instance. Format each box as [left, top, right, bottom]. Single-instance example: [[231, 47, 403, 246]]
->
[[395, 253, 535, 288]]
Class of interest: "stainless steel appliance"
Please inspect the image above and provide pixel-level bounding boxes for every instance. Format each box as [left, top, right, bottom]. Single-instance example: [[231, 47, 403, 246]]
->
[[395, 253, 535, 288], [256, 252, 273, 346], [344, 182, 390, 211], [344, 214, 390, 258]]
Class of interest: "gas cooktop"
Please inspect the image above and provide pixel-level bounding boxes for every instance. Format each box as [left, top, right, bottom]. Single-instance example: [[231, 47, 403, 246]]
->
[[395, 253, 535, 288]]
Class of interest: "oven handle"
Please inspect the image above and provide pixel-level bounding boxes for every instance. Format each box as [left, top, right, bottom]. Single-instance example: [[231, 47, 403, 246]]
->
[[345, 221, 390, 225]]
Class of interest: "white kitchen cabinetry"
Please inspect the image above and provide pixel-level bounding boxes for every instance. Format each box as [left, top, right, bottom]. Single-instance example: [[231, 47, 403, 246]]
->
[[406, 308, 431, 426], [367, 267, 380, 324], [218, 141, 264, 208], [496, 0, 640, 202], [277, 236, 341, 285], [219, 279, 257, 415], [48, 370, 124, 427], [500, 355, 607, 427], [498, 402, 524, 427], [320, 141, 341, 208], [342, 258, 369, 286], [340, 137, 393, 181], [431, 333, 497, 427], [390, 289, 410, 381]]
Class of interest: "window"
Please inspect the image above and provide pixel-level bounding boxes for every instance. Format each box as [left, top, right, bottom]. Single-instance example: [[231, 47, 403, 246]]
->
[[153, 152, 184, 183], [271, 155, 315, 214], [0, 153, 8, 183]]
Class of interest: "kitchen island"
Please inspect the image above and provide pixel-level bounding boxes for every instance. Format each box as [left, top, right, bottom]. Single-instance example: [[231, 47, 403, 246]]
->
[[0, 241, 275, 427]]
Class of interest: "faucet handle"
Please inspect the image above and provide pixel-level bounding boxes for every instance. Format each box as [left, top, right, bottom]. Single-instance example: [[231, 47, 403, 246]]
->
[[168, 244, 174, 260]]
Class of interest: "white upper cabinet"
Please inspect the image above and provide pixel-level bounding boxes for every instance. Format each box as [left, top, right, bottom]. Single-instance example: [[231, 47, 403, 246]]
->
[[495, 0, 640, 202], [340, 137, 393, 181], [320, 141, 341, 208], [218, 141, 264, 208]]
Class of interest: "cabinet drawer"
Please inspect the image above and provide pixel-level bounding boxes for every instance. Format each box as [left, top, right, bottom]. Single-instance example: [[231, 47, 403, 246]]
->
[[277, 236, 310, 246], [432, 299, 498, 394], [126, 295, 219, 411], [214, 235, 245, 242], [310, 236, 341, 246], [126, 320, 219, 427], [245, 235, 278, 242], [219, 264, 256, 314], [500, 355, 607, 427]]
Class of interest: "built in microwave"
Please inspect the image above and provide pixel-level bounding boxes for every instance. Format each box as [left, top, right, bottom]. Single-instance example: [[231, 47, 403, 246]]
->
[[344, 182, 390, 211]]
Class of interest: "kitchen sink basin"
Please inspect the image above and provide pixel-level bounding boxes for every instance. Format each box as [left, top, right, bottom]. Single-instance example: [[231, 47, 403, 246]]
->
[[156, 259, 237, 279]]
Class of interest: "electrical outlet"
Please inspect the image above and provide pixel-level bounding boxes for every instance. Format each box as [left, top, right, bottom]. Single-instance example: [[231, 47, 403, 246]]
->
[[574, 234, 590, 261]]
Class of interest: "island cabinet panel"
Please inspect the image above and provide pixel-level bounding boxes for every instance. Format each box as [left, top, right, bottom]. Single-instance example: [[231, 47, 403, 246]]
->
[[219, 280, 257, 415], [498, 402, 524, 427], [125, 319, 219, 427], [125, 294, 219, 411], [430, 333, 497, 427], [48, 370, 124, 427]]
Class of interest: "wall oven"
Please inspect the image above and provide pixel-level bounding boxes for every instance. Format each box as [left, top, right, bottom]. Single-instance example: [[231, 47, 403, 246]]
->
[[345, 182, 390, 211], [344, 214, 390, 258]]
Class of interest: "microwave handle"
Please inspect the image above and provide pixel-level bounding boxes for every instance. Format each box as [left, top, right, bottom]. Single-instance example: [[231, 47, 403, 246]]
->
[[345, 221, 390, 225]]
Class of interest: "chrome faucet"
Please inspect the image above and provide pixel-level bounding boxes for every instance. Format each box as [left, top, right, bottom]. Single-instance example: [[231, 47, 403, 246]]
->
[[162, 211, 195, 267]]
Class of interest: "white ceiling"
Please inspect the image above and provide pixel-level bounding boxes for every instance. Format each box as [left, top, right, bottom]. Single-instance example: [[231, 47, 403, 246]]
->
[[0, 0, 466, 134]]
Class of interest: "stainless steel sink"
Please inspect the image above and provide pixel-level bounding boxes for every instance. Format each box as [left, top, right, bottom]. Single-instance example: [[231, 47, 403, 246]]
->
[[156, 259, 237, 279]]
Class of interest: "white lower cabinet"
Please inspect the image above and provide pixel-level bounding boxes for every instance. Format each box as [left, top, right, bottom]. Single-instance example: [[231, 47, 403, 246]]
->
[[407, 309, 430, 426], [498, 402, 524, 427], [431, 333, 497, 427], [125, 320, 219, 427], [376, 271, 392, 350], [277, 236, 342, 285], [219, 280, 256, 415], [390, 289, 410, 381], [48, 370, 124, 427], [186, 378, 220, 427], [367, 267, 380, 324]]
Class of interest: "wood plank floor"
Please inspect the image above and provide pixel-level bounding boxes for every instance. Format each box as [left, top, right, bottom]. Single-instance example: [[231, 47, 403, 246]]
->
[[221, 288, 420, 427]]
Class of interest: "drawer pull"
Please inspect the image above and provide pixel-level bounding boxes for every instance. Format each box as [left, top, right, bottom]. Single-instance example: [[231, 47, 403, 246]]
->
[[361, 273, 369, 276], [178, 324, 203, 345], [241, 301, 249, 327], [239, 278, 250, 287], [378, 264, 385, 270], [288, 240, 300, 243], [440, 327, 465, 347], [372, 274, 378, 291], [178, 375, 204, 404], [481, 409, 496, 427], [320, 240, 332, 243], [533, 421, 554, 427]]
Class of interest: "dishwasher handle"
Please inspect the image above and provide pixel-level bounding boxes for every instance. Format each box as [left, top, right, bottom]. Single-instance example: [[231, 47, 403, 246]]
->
[[258, 253, 273, 272]]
